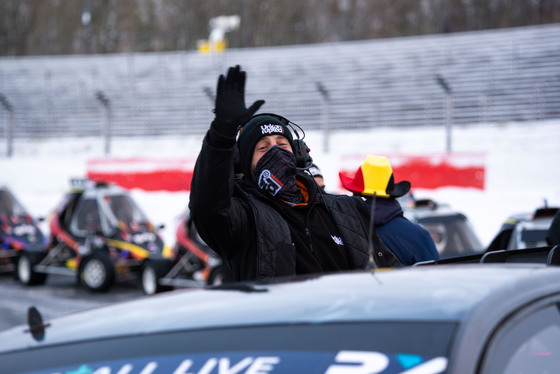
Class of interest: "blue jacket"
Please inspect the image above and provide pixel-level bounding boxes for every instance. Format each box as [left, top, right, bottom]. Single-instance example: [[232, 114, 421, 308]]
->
[[367, 197, 439, 265]]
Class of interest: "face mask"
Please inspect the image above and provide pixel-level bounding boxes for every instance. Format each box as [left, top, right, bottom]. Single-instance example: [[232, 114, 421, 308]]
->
[[252, 146, 303, 204]]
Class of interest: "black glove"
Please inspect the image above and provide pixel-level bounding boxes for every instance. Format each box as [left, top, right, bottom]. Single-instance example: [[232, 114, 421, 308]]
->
[[213, 65, 265, 138]]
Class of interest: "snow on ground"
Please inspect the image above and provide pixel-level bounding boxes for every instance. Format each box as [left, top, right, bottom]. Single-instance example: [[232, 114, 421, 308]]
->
[[1, 119, 559, 249]]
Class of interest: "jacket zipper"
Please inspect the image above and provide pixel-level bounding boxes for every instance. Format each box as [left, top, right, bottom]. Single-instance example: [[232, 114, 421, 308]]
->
[[305, 227, 315, 253]]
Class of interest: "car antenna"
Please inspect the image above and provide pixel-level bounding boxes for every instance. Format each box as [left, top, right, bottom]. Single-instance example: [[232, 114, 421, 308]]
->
[[24, 306, 51, 342], [366, 192, 379, 270]]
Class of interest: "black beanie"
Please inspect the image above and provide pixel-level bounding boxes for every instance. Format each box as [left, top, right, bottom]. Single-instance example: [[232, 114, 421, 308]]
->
[[237, 115, 294, 177]]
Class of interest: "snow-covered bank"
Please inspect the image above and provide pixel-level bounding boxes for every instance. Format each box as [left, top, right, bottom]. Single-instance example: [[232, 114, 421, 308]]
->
[[1, 120, 559, 248]]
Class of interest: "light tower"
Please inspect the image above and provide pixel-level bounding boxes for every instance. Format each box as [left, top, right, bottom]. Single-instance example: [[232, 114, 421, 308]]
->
[[197, 15, 240, 54]]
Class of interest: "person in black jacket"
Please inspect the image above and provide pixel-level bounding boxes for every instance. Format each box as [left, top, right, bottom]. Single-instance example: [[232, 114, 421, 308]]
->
[[188, 65, 401, 282], [340, 155, 439, 265]]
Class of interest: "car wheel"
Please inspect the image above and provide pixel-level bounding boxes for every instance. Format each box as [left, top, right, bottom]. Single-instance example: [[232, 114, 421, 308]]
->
[[207, 265, 233, 286], [80, 253, 115, 292], [140, 260, 172, 295], [16, 252, 47, 285]]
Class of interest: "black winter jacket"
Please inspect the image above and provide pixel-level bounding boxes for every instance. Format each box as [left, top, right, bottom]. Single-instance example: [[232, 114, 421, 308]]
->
[[189, 132, 401, 281]]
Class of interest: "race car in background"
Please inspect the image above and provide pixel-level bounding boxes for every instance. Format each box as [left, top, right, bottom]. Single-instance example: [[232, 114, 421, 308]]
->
[[15, 179, 174, 292], [141, 211, 232, 295], [486, 205, 559, 252], [398, 193, 484, 258], [0, 186, 46, 275]]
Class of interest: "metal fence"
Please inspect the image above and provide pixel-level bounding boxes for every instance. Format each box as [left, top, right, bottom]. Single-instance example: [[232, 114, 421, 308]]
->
[[1, 24, 559, 154]]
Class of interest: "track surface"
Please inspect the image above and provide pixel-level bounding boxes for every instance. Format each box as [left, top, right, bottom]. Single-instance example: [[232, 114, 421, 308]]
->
[[0, 271, 144, 332]]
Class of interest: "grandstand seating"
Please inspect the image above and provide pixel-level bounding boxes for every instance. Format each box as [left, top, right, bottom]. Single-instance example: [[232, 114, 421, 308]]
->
[[0, 23, 559, 139]]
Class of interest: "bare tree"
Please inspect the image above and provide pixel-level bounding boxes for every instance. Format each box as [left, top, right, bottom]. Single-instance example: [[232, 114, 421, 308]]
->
[[0, 0, 558, 56]]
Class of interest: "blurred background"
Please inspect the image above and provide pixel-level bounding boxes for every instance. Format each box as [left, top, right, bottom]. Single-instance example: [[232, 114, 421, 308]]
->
[[1, 0, 559, 56], [1, 0, 559, 251], [0, 1, 559, 325]]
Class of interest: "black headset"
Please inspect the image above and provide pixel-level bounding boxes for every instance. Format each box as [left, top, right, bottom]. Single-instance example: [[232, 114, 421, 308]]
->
[[245, 113, 314, 170]]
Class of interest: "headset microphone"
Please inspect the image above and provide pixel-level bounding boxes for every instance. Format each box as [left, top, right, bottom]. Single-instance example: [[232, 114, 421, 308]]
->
[[292, 138, 313, 170]]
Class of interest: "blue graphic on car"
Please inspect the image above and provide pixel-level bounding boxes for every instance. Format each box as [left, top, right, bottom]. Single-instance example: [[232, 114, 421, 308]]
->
[[29, 351, 447, 374]]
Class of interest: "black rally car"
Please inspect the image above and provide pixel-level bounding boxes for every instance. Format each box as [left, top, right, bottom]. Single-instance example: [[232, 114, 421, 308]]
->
[[16, 179, 174, 292]]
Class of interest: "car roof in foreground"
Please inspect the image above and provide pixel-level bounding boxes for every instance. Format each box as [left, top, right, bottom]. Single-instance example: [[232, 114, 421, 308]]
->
[[1, 264, 559, 352]]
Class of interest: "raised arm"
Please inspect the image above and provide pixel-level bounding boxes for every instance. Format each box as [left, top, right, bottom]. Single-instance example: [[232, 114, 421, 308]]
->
[[188, 66, 264, 258]]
